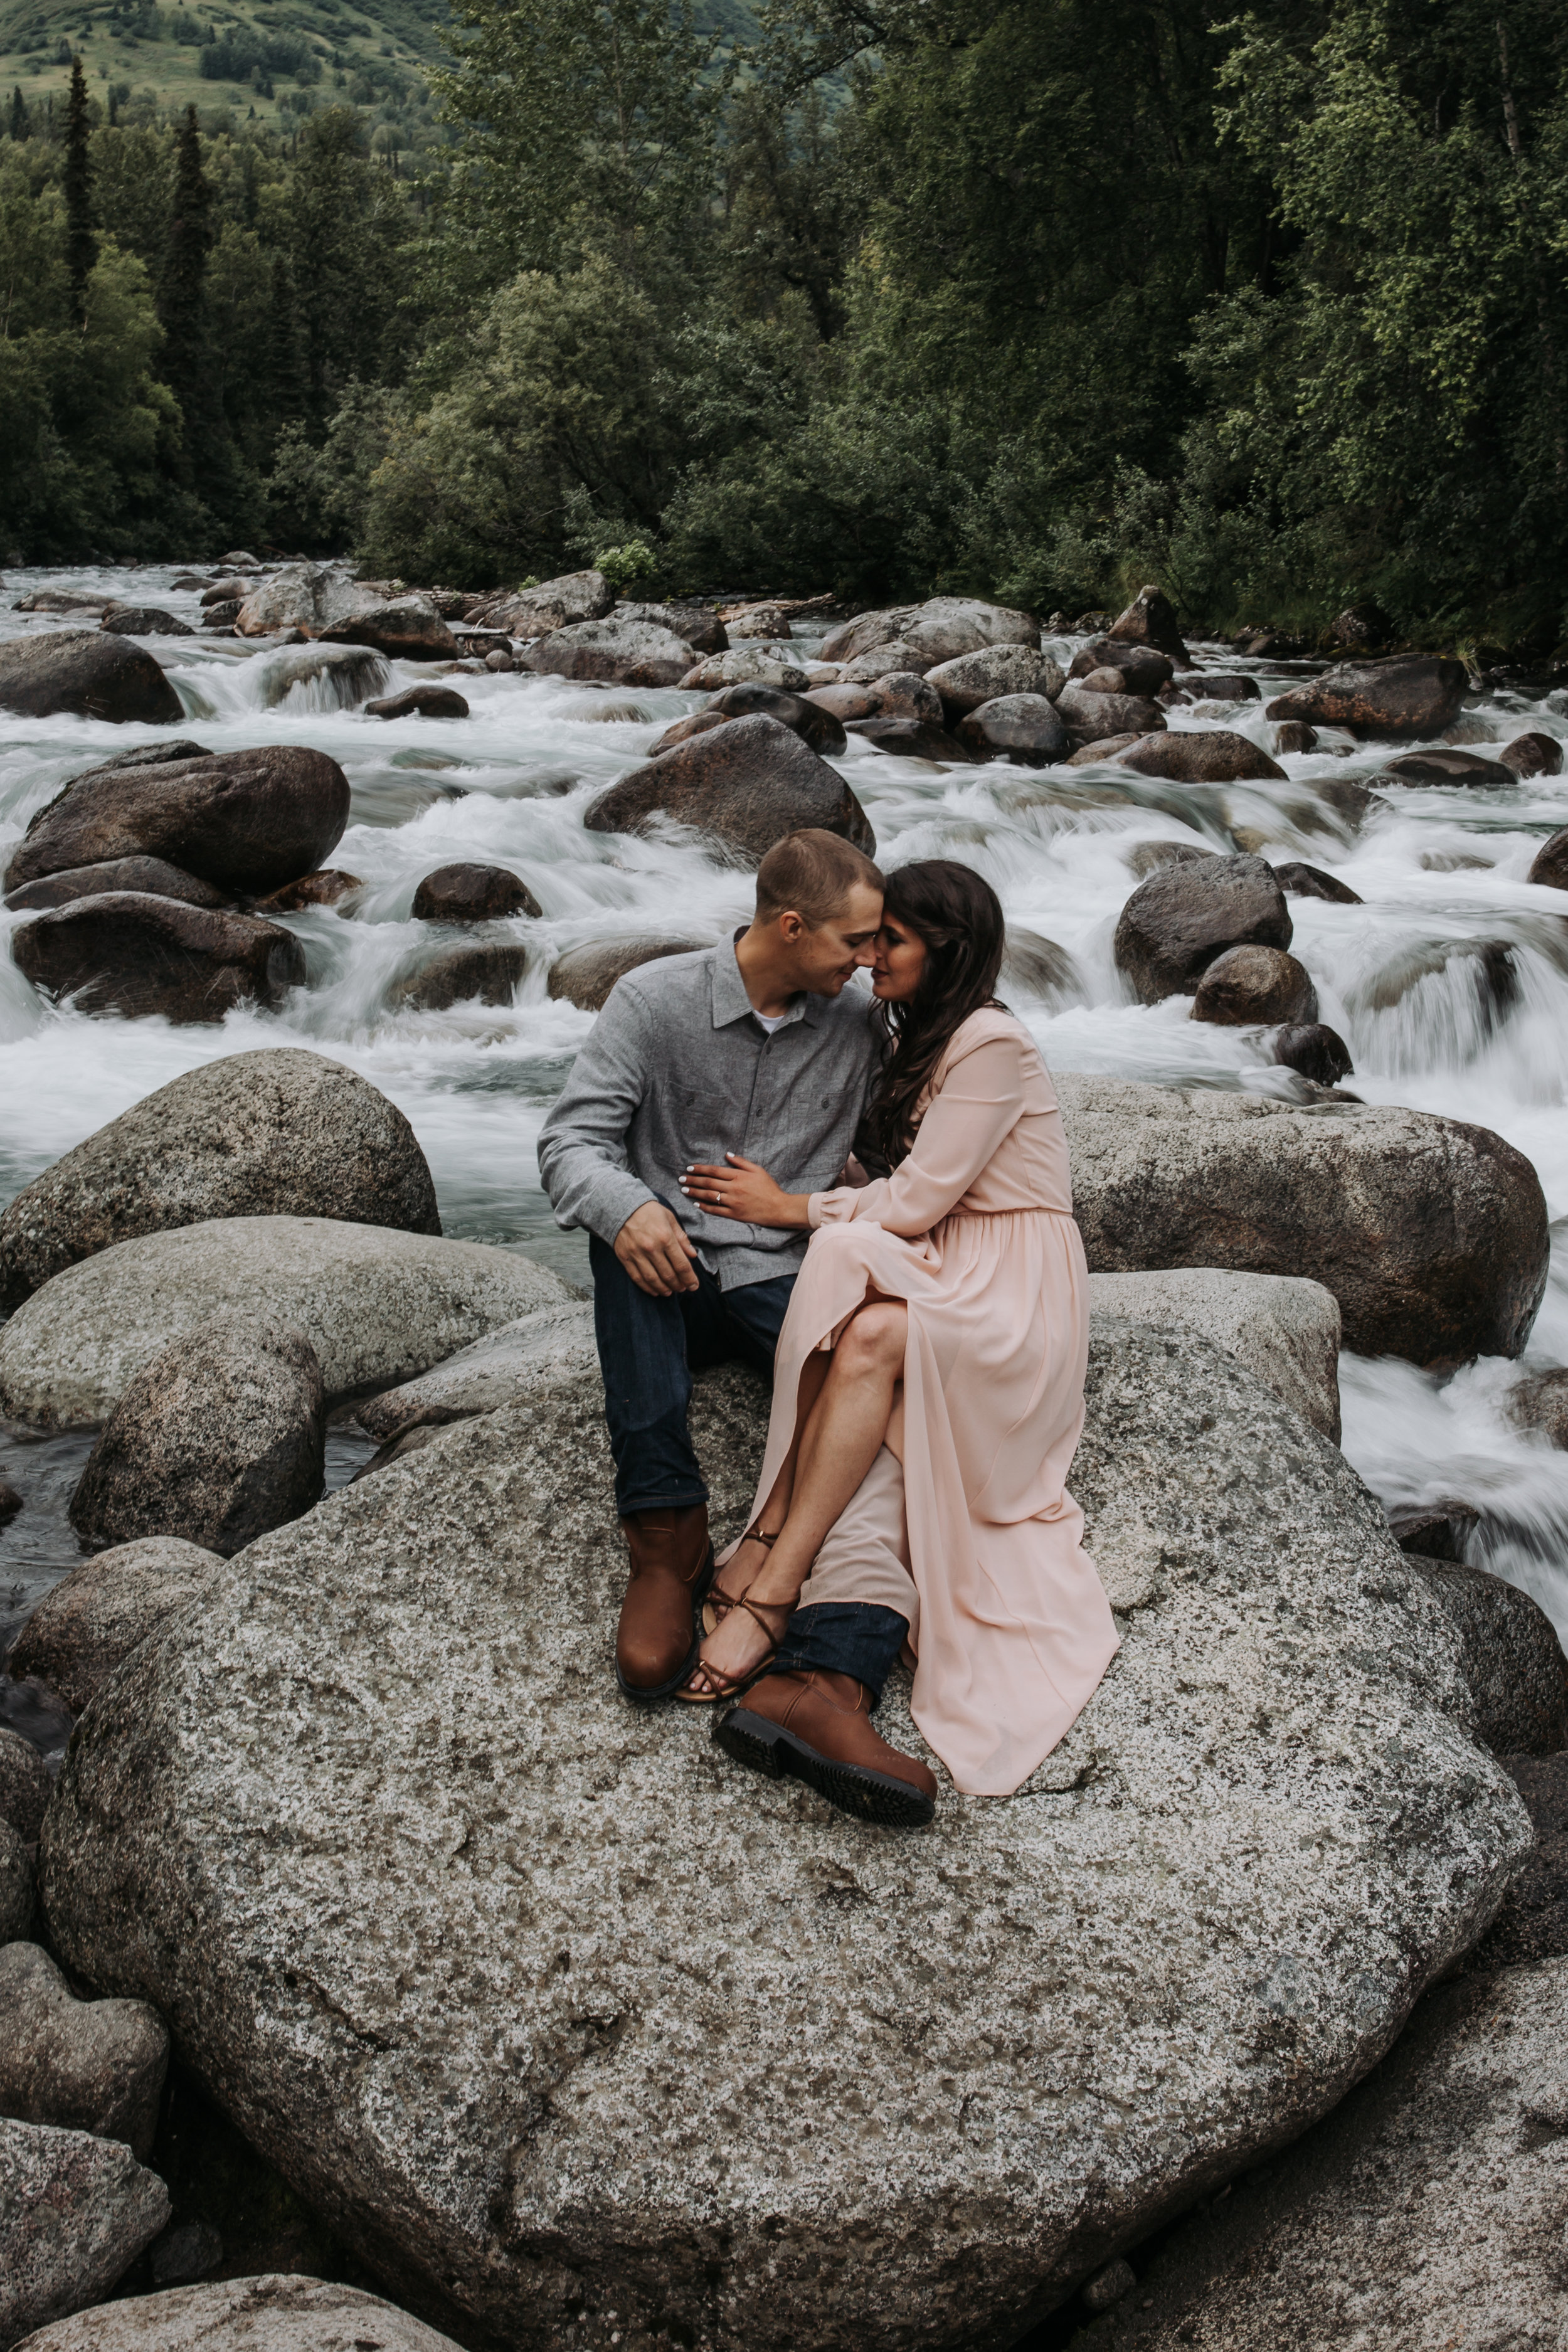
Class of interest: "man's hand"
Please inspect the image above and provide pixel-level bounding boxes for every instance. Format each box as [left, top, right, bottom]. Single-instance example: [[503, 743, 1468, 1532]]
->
[[614, 1201, 701, 1297]]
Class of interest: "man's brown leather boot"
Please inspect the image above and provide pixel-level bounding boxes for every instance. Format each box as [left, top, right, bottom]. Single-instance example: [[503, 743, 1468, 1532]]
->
[[716, 1668, 937, 1826], [615, 1503, 713, 1704]]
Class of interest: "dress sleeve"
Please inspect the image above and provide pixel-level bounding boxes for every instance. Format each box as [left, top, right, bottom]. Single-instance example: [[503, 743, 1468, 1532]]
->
[[807, 1030, 1025, 1237]]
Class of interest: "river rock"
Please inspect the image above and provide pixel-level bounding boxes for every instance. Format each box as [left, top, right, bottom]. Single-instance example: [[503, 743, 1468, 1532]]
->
[[13, 2275, 471, 2352], [1089, 1956, 1568, 2352], [0, 633, 184, 725], [678, 646, 810, 692], [68, 1316, 326, 1559], [386, 943, 528, 1013], [1463, 1752, 1568, 1971], [1508, 1365, 1568, 1447], [0, 1944, 169, 2159], [321, 595, 457, 663], [1273, 861, 1361, 904], [1192, 944, 1318, 1027], [722, 601, 791, 640], [3, 745, 350, 899], [1056, 684, 1168, 743], [617, 601, 728, 656], [1065, 733, 1143, 765], [99, 607, 193, 638], [1171, 670, 1261, 702], [1401, 1556, 1568, 1757], [0, 2119, 169, 2345], [201, 601, 241, 630], [1273, 720, 1319, 754], [1525, 827, 1568, 889], [925, 645, 1065, 712], [1387, 1502, 1480, 1561], [1498, 730, 1563, 778], [1085, 1268, 1340, 1441], [6, 1539, 223, 1717], [819, 607, 912, 663], [585, 715, 875, 862], [1125, 840, 1217, 878], [2, 1821, 35, 1943], [845, 716, 972, 763], [1000, 928, 1084, 1008], [1374, 747, 1515, 788], [0, 1049, 440, 1313], [524, 619, 696, 688], [14, 591, 117, 615], [1058, 1074, 1549, 1365], [252, 870, 361, 914], [1113, 854, 1291, 1002], [955, 694, 1072, 766], [4, 857, 230, 915], [1264, 655, 1468, 739], [232, 563, 365, 638], [356, 1301, 596, 1444], [836, 640, 932, 683], [0, 1728, 51, 1840], [1069, 640, 1175, 696], [0, 1217, 575, 1428], [1111, 731, 1286, 784], [1107, 585, 1189, 663], [364, 686, 470, 721], [411, 865, 541, 923], [650, 687, 845, 758], [475, 570, 613, 640], [1274, 1022, 1355, 1086], [11, 894, 307, 1024], [900, 596, 1039, 664], [1079, 666, 1135, 694], [546, 936, 707, 1012], [34, 1316, 1531, 2352]]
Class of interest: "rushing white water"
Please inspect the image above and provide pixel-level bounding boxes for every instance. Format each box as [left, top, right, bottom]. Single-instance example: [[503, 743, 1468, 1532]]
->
[[4, 564, 1568, 1644]]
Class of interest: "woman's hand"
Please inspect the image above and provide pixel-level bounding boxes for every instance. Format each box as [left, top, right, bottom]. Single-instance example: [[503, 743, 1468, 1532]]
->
[[679, 1154, 812, 1229]]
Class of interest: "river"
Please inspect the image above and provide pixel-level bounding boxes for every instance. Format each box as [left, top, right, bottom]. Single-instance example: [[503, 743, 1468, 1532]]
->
[[3, 564, 1567, 1710]]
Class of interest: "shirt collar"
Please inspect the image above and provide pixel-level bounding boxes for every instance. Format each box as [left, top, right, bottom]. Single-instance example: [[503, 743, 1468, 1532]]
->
[[712, 928, 820, 1030]]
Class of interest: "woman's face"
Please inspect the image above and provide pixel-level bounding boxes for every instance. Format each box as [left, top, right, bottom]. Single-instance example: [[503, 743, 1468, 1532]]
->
[[870, 912, 928, 1002]]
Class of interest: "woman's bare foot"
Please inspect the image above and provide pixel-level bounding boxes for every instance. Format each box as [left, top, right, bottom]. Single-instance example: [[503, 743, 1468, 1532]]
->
[[702, 1525, 780, 1636], [679, 1586, 794, 1702]]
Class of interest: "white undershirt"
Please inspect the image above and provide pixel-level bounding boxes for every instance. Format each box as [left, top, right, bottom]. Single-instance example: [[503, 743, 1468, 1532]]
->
[[754, 1010, 789, 1034]]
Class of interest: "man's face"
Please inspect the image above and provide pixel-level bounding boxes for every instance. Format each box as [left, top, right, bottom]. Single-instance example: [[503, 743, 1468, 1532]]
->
[[781, 882, 884, 995]]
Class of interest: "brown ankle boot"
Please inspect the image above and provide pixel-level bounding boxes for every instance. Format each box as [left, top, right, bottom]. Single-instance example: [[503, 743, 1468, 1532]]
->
[[616, 1503, 712, 1704], [716, 1668, 937, 1826]]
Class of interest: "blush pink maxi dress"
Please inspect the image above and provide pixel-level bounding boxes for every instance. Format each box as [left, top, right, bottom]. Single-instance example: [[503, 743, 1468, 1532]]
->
[[733, 1006, 1120, 1797]]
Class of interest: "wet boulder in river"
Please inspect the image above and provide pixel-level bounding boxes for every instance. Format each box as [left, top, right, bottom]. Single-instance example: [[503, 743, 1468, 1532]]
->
[[617, 600, 728, 655], [0, 1215, 576, 1428], [524, 617, 696, 688], [1108, 584, 1190, 663], [364, 684, 470, 720], [14, 2277, 472, 2352], [0, 1944, 169, 2160], [1069, 638, 1175, 695], [321, 593, 457, 663], [6, 1537, 223, 1717], [0, 632, 184, 724], [1499, 731, 1562, 779], [1273, 719, 1320, 753], [898, 596, 1041, 664], [1274, 861, 1362, 904], [546, 935, 707, 1012], [1191, 943, 1318, 1026], [412, 864, 541, 923], [1059, 1072, 1549, 1365], [1114, 853, 1292, 1002], [820, 606, 913, 662], [388, 942, 529, 1013], [1, 1823, 34, 1943], [1111, 729, 1285, 783], [0, 1047, 440, 1311], [252, 868, 361, 913], [1066, 732, 1142, 765], [1274, 1022, 1355, 1086], [1527, 828, 1568, 890], [69, 1313, 326, 1559], [1264, 654, 1468, 739], [1125, 839, 1217, 877], [585, 714, 876, 863], [955, 693, 1072, 766], [845, 715, 973, 762], [835, 638, 932, 682], [650, 684, 845, 758], [1055, 682, 1167, 743], [11, 894, 306, 1025], [1170, 670, 1261, 702], [32, 1327, 1530, 2352], [232, 561, 368, 638], [4, 856, 231, 914], [0, 1726, 51, 1840], [925, 647, 1066, 711], [99, 606, 194, 638], [678, 645, 810, 692], [472, 569, 613, 639], [1401, 1556, 1568, 1759], [1374, 747, 1515, 788], [3, 744, 351, 899]]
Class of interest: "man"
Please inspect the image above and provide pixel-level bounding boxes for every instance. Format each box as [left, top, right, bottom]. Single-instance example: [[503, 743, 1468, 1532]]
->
[[538, 827, 884, 1703]]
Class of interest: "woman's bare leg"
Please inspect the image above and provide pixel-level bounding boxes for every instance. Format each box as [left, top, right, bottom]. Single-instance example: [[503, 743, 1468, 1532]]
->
[[712, 1352, 832, 1603], [686, 1301, 908, 1693]]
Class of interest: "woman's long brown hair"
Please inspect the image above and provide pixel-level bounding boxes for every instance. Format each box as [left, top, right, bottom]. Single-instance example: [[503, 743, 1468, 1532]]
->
[[857, 859, 1007, 1170]]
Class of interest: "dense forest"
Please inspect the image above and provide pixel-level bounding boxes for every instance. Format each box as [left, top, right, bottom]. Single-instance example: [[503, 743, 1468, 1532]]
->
[[2, 0, 1567, 644]]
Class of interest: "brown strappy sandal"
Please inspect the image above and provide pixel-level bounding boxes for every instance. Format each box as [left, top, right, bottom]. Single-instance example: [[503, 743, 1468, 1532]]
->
[[676, 1590, 793, 1705], [702, 1522, 781, 1638]]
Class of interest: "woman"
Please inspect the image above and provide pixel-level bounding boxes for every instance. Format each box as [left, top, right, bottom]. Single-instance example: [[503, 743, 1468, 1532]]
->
[[675, 859, 1118, 1821]]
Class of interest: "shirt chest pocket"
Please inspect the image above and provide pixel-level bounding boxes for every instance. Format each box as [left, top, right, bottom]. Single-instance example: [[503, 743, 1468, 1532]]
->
[[663, 1084, 734, 1160]]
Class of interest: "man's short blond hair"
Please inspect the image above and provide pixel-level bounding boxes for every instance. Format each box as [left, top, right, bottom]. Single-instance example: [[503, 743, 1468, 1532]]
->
[[755, 829, 884, 928]]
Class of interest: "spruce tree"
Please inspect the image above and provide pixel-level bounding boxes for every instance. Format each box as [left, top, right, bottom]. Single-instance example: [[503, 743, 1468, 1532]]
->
[[160, 105, 214, 482], [9, 86, 26, 139], [63, 58, 97, 322]]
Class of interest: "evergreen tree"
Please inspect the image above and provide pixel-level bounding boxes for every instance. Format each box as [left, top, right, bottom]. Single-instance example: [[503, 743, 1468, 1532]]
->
[[63, 57, 96, 323], [265, 251, 305, 440], [9, 87, 25, 140], [159, 105, 214, 482]]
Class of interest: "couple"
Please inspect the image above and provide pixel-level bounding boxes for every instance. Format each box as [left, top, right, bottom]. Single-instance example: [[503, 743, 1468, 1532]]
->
[[538, 827, 1118, 1828]]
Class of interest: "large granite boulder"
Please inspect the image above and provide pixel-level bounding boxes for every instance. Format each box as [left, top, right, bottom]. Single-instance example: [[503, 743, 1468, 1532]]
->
[[3, 745, 350, 898], [1111, 731, 1286, 783], [320, 595, 456, 663], [386, 943, 528, 1013], [232, 563, 367, 638], [473, 569, 613, 639], [1059, 1074, 1549, 1367], [6, 1539, 223, 1717], [679, 647, 811, 692], [38, 1327, 1530, 2352], [0, 1728, 53, 1841], [898, 599, 1041, 665], [1056, 684, 1167, 744], [1113, 855, 1292, 1002], [955, 694, 1072, 766], [546, 936, 707, 1012], [0, 633, 184, 725], [13, 2274, 469, 2352], [11, 896, 307, 1024], [68, 1316, 326, 1558], [411, 865, 541, 923], [354, 1301, 596, 1444], [1264, 655, 1468, 739], [0, 1217, 576, 1428], [0, 1943, 169, 2160], [1069, 639, 1175, 696], [1085, 1269, 1340, 1441], [99, 606, 193, 638], [1, 1820, 35, 1944], [585, 716, 876, 862], [4, 857, 231, 915], [1190, 943, 1318, 1027], [1107, 585, 1189, 662], [0, 1049, 440, 1313], [925, 645, 1065, 712], [0, 2118, 169, 2346], [1088, 1956, 1568, 2352], [522, 618, 695, 688], [1401, 1555, 1568, 1757]]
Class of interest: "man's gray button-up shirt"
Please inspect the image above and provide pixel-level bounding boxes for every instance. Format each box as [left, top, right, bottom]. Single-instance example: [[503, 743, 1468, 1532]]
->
[[536, 934, 881, 1291]]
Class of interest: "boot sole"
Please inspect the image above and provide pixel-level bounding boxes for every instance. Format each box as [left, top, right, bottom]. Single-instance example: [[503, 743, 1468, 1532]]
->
[[715, 1706, 936, 1827], [617, 1545, 715, 1707]]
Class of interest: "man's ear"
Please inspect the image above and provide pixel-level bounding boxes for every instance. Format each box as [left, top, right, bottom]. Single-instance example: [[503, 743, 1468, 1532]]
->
[[776, 910, 808, 946]]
